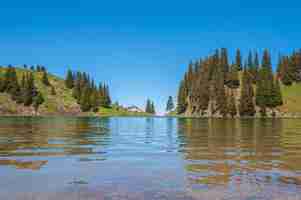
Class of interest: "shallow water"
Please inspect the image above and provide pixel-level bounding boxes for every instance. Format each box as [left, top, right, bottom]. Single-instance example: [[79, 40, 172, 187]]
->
[[0, 117, 301, 200]]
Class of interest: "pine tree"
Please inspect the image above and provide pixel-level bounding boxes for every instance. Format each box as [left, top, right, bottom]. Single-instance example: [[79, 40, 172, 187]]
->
[[79, 86, 91, 112], [24, 72, 37, 106], [65, 69, 74, 89], [254, 51, 260, 83], [227, 63, 240, 89], [151, 101, 156, 114], [42, 71, 50, 86], [279, 56, 293, 86], [33, 92, 44, 112], [271, 78, 283, 108], [215, 67, 227, 116], [177, 80, 187, 114], [235, 49, 242, 71], [239, 69, 256, 116], [145, 99, 151, 113], [255, 49, 274, 116], [166, 96, 174, 112], [220, 48, 229, 81]]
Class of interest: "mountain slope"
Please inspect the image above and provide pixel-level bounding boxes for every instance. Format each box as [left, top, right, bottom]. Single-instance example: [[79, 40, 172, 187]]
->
[[0, 67, 81, 115]]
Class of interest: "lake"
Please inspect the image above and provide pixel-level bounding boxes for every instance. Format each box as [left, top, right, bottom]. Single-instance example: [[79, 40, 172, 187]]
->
[[0, 117, 301, 200]]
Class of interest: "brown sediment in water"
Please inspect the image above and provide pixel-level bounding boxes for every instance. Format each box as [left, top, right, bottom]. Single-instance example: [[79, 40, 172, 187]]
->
[[0, 159, 47, 170]]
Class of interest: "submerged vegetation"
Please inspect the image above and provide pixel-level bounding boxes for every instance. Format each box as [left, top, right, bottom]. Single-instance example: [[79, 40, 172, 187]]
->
[[177, 48, 301, 117]]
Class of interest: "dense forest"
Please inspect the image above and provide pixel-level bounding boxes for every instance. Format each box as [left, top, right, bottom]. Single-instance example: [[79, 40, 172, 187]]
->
[[65, 69, 111, 112], [0, 65, 112, 113], [177, 48, 301, 117]]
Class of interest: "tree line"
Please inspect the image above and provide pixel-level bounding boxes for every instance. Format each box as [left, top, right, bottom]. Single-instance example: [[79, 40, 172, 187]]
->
[[65, 69, 111, 112], [0, 65, 50, 111], [145, 99, 156, 114], [0, 65, 112, 113], [177, 48, 300, 117]]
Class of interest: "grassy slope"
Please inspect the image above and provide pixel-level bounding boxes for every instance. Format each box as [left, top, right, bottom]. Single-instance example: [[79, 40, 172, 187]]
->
[[0, 67, 150, 116], [280, 83, 301, 114], [0, 67, 79, 114]]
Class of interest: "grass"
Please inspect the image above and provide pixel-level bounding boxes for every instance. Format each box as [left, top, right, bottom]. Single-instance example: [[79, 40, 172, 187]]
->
[[280, 83, 301, 114], [96, 106, 151, 117], [0, 66, 151, 116]]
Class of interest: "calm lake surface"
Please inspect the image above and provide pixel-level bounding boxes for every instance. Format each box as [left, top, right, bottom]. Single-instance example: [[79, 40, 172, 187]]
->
[[0, 117, 301, 200]]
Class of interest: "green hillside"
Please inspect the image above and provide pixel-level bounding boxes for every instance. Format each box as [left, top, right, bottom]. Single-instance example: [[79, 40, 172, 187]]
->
[[280, 83, 301, 114], [0, 67, 80, 115], [0, 67, 149, 116]]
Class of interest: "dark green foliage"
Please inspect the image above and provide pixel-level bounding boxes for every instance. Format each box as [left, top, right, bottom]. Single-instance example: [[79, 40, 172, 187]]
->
[[65, 69, 74, 89], [70, 70, 112, 112], [235, 49, 242, 71], [177, 80, 188, 114], [278, 56, 293, 86], [23, 72, 37, 106], [145, 99, 152, 113], [145, 99, 155, 114], [42, 71, 50, 86], [271, 78, 283, 107], [248, 51, 259, 83], [227, 63, 240, 89], [79, 86, 91, 112], [220, 48, 229, 80], [33, 92, 44, 111], [215, 67, 227, 116], [166, 96, 174, 112], [255, 49, 283, 116], [151, 101, 155, 114], [239, 69, 256, 116]]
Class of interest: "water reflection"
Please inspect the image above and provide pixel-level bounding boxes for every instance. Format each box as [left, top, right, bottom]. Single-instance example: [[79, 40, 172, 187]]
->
[[0, 117, 301, 200], [0, 117, 111, 169], [178, 118, 301, 192]]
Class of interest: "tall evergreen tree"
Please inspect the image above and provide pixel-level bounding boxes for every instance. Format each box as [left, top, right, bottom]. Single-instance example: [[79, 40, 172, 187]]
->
[[235, 49, 242, 71], [177, 80, 187, 114], [145, 99, 152, 113], [239, 69, 256, 116], [65, 69, 74, 89], [42, 71, 50, 86], [166, 96, 174, 112]]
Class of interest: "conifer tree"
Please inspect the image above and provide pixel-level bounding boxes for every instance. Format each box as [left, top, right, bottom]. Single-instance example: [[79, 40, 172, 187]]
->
[[227, 63, 240, 89], [166, 96, 174, 112], [220, 48, 229, 80], [150, 101, 156, 114], [271, 78, 283, 108], [24, 72, 37, 106], [177, 80, 187, 114], [239, 69, 256, 116], [33, 92, 44, 112], [235, 49, 242, 71], [42, 71, 50, 86], [79, 86, 91, 112], [65, 69, 74, 89], [145, 99, 152, 113]]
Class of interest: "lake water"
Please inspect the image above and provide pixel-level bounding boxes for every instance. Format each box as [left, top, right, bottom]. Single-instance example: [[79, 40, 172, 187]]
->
[[0, 117, 301, 200]]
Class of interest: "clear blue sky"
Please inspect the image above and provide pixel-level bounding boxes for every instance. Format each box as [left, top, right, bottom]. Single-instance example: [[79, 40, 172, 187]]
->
[[1, 0, 301, 113]]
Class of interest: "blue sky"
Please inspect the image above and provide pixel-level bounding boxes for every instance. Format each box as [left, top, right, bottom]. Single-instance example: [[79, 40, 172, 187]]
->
[[0, 0, 301, 113]]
